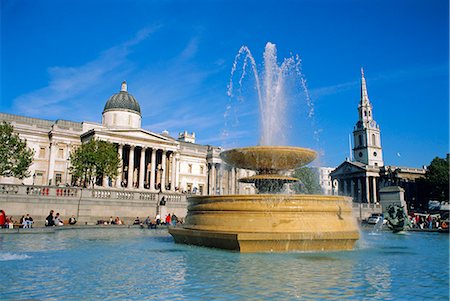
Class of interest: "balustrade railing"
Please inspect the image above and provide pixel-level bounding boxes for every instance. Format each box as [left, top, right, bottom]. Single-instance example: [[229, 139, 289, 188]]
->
[[0, 183, 187, 204]]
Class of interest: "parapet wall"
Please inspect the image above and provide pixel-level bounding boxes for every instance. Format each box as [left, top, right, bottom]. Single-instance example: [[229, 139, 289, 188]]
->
[[0, 184, 188, 226]]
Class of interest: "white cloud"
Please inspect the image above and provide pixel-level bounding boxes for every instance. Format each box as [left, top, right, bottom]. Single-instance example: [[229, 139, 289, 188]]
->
[[13, 26, 158, 117]]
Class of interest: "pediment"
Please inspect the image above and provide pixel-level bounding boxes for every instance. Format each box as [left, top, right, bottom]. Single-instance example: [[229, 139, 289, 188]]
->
[[330, 161, 367, 177], [82, 128, 179, 148]]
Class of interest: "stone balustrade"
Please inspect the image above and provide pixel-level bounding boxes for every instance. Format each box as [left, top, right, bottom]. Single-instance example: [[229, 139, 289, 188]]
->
[[0, 183, 186, 204]]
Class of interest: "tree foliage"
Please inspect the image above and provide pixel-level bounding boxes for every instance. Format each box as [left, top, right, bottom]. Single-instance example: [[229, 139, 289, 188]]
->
[[0, 122, 34, 179], [292, 167, 322, 194], [424, 155, 449, 202], [69, 139, 121, 187]]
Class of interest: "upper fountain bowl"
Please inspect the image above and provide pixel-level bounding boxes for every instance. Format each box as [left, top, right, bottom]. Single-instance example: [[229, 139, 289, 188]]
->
[[220, 146, 317, 172]]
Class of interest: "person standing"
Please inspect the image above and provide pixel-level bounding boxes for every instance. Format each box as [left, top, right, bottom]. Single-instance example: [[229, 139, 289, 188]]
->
[[46, 210, 55, 227], [0, 210, 6, 228]]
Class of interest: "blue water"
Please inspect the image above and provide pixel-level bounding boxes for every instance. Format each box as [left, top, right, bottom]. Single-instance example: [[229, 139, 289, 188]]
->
[[0, 228, 448, 300]]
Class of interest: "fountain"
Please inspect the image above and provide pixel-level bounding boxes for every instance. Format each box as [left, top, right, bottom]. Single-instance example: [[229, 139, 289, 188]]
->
[[169, 43, 359, 252]]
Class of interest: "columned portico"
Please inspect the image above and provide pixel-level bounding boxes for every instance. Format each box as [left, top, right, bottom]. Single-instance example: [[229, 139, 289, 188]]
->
[[161, 150, 167, 192], [171, 152, 177, 191], [127, 145, 135, 188], [365, 177, 370, 204], [116, 144, 123, 188], [150, 149, 156, 191], [139, 147, 146, 189]]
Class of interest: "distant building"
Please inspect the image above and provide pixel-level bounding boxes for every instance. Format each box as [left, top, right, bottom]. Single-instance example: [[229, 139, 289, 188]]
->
[[330, 69, 426, 207], [316, 167, 334, 195], [0, 81, 255, 195]]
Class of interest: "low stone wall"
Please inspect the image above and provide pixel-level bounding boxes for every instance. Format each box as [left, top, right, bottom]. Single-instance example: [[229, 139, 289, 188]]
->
[[0, 184, 188, 226]]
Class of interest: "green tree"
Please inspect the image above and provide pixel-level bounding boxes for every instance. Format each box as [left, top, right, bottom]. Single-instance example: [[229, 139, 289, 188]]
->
[[424, 155, 449, 202], [69, 139, 121, 188], [0, 122, 34, 179], [292, 167, 322, 194]]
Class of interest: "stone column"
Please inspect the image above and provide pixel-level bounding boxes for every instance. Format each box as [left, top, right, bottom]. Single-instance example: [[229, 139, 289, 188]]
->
[[102, 176, 108, 187], [365, 176, 370, 204], [231, 168, 236, 194], [372, 177, 378, 203], [116, 144, 123, 188], [150, 149, 156, 191], [127, 145, 135, 188], [211, 164, 216, 195], [171, 152, 177, 191], [357, 178, 362, 202], [161, 150, 167, 192], [139, 147, 146, 189], [350, 179, 355, 201], [47, 142, 56, 185], [343, 180, 348, 196]]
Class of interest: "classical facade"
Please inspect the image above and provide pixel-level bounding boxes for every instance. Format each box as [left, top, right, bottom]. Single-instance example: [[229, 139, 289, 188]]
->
[[0, 81, 255, 195], [330, 69, 426, 205]]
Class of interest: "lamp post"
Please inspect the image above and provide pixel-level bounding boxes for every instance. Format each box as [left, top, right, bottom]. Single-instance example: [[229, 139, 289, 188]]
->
[[32, 173, 36, 186]]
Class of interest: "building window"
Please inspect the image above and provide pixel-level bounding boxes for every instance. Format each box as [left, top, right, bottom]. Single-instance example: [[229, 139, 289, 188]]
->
[[188, 164, 192, 174], [364, 111, 367, 117], [128, 115, 132, 125], [55, 173, 62, 186], [113, 114, 116, 125], [359, 152, 363, 158], [39, 147, 46, 158], [373, 152, 377, 157], [58, 148, 64, 159], [200, 165, 204, 174], [358, 135, 363, 147], [372, 134, 376, 146]]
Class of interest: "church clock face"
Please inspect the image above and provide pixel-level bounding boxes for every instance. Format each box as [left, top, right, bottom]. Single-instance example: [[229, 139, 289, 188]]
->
[[370, 120, 375, 127]]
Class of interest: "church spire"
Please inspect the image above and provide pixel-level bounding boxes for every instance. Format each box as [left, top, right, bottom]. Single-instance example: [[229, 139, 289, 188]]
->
[[360, 67, 370, 106]]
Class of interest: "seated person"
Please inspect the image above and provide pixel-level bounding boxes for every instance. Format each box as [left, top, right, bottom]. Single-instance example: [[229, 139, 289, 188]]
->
[[68, 215, 77, 225], [54, 213, 64, 226], [23, 214, 33, 228], [133, 217, 141, 225]]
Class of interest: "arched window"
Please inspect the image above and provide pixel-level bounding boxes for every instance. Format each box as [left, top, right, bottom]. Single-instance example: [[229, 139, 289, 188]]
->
[[358, 135, 363, 146], [364, 111, 367, 117], [372, 134, 376, 146]]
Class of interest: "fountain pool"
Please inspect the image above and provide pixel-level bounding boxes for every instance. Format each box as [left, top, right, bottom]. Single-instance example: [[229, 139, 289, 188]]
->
[[0, 228, 448, 300]]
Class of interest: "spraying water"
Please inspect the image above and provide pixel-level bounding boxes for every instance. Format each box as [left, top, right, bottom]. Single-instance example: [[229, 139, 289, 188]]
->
[[227, 42, 314, 146]]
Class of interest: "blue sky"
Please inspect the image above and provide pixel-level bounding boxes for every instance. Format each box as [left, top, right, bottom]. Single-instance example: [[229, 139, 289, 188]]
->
[[1, 0, 448, 168]]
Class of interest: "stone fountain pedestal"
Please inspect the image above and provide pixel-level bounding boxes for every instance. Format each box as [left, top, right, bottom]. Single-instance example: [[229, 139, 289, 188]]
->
[[169, 146, 359, 252]]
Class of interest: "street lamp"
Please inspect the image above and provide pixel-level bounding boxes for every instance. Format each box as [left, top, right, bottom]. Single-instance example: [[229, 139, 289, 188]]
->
[[33, 173, 36, 186], [65, 157, 70, 186], [158, 164, 163, 192]]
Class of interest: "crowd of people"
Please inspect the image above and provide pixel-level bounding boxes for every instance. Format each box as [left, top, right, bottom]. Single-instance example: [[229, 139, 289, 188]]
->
[[1, 208, 184, 229], [0, 209, 34, 229], [45, 210, 77, 227], [132, 213, 180, 229], [409, 213, 448, 230]]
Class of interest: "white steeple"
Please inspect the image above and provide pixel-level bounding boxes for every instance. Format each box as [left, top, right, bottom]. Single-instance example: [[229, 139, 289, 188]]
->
[[358, 68, 373, 123], [353, 68, 384, 167]]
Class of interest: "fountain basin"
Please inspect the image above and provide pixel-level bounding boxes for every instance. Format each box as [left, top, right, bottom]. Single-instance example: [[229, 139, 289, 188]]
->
[[169, 194, 359, 252], [220, 146, 317, 172]]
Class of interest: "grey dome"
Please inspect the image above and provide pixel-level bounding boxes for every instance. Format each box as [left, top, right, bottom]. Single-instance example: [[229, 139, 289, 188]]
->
[[103, 82, 141, 115]]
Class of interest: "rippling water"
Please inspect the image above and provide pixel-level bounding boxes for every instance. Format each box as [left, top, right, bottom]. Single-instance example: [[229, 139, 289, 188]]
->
[[0, 228, 448, 300]]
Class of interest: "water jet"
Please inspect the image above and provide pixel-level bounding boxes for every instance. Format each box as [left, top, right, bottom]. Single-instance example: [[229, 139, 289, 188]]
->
[[169, 43, 359, 252]]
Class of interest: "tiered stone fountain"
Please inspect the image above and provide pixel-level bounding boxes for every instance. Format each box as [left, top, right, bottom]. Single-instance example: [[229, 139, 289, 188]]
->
[[169, 43, 359, 252], [169, 146, 359, 252]]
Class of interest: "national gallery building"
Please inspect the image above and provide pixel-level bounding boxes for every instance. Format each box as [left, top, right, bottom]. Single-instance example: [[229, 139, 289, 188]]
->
[[0, 81, 255, 196]]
